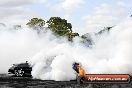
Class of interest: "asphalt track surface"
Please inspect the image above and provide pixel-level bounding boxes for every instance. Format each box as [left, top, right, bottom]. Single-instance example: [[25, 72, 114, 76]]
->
[[0, 74, 132, 88]]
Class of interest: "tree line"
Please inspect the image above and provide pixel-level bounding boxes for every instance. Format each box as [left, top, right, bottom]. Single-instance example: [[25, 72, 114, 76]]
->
[[26, 17, 79, 41], [26, 17, 113, 46]]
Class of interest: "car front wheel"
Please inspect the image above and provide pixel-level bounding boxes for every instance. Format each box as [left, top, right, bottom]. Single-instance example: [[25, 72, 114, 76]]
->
[[14, 68, 24, 77]]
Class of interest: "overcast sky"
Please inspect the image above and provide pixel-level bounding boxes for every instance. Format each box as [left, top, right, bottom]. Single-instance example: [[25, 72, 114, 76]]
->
[[0, 0, 132, 33]]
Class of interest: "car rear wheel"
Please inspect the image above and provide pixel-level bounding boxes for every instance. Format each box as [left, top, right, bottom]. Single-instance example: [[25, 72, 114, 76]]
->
[[14, 68, 24, 77]]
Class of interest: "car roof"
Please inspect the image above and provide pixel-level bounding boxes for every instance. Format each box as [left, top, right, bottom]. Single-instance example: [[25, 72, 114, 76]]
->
[[17, 63, 30, 67]]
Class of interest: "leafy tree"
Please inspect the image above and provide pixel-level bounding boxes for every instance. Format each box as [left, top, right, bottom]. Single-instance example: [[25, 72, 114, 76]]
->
[[26, 18, 45, 29], [47, 17, 72, 36], [98, 26, 113, 34], [26, 17, 79, 41], [13, 25, 22, 30], [66, 32, 79, 41], [81, 33, 93, 47]]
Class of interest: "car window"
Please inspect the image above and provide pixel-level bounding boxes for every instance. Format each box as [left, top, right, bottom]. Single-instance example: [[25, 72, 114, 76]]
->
[[17, 63, 29, 67]]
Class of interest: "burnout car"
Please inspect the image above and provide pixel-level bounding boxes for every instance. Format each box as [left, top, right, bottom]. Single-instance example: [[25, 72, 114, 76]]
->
[[8, 61, 32, 77]]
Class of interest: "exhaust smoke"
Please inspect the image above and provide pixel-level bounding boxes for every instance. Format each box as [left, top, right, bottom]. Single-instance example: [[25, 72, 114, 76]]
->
[[0, 18, 132, 81]]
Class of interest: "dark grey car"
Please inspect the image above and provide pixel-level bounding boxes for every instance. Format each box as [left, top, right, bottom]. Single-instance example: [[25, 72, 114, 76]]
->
[[8, 61, 32, 77]]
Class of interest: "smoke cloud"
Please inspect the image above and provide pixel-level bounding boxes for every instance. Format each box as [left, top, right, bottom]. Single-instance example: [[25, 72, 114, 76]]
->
[[0, 17, 132, 81]]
